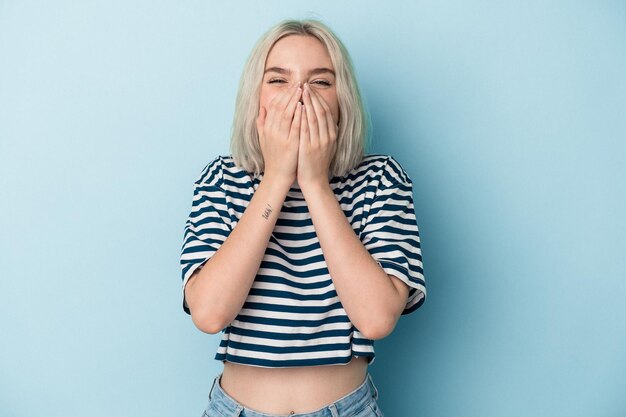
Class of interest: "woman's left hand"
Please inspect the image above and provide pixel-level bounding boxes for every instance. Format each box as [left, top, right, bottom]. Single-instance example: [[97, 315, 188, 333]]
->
[[297, 82, 338, 188]]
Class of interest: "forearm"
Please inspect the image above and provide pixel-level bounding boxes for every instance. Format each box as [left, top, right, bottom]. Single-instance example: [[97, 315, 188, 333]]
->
[[185, 174, 292, 333], [301, 181, 400, 340]]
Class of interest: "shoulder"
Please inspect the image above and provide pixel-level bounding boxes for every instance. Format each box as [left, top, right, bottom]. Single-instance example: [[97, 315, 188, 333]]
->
[[358, 153, 412, 188], [194, 155, 225, 187], [195, 154, 254, 196], [195, 154, 244, 187]]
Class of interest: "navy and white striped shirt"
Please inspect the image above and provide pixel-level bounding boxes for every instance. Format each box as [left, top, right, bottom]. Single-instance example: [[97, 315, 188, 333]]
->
[[180, 153, 426, 368]]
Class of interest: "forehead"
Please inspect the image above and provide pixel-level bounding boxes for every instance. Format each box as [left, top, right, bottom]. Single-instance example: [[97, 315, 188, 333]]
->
[[265, 35, 333, 68]]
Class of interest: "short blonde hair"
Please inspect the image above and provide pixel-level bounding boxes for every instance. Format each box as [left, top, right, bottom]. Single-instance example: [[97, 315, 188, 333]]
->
[[229, 18, 371, 178]]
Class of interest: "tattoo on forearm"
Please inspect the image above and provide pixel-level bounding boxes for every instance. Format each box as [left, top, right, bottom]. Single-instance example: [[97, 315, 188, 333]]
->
[[262, 203, 273, 220]]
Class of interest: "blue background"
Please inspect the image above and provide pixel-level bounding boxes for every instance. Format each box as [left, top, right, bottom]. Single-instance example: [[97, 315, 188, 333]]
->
[[1, 1, 625, 416]]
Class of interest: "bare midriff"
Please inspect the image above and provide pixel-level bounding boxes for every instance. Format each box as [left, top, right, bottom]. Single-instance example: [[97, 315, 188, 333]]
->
[[219, 355, 370, 415]]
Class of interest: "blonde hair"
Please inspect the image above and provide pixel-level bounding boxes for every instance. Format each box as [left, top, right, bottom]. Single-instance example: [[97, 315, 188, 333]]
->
[[229, 18, 372, 178]]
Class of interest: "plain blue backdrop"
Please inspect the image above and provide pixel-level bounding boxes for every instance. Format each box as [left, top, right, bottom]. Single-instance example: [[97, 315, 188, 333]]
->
[[1, 1, 625, 416]]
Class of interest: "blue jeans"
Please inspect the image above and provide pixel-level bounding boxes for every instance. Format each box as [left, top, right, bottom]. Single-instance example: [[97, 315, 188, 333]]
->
[[202, 371, 385, 417]]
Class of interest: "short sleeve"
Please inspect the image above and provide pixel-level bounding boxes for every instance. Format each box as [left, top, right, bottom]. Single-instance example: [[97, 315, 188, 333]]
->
[[359, 158, 426, 315], [180, 158, 233, 315]]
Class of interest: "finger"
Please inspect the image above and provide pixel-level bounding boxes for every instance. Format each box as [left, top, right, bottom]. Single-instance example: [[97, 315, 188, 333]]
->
[[314, 91, 337, 140], [307, 86, 329, 144], [274, 83, 298, 125], [267, 84, 295, 130], [302, 83, 319, 143], [300, 100, 309, 144], [313, 90, 336, 125], [280, 82, 303, 132], [289, 101, 303, 141]]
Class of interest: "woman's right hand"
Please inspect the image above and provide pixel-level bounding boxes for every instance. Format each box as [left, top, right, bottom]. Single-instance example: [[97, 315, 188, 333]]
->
[[256, 82, 303, 185]]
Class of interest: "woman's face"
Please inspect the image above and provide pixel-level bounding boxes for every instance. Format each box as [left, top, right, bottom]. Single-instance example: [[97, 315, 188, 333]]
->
[[259, 35, 339, 125]]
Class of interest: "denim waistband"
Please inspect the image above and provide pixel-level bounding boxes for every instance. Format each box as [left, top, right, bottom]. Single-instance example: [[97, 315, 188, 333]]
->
[[207, 371, 379, 417]]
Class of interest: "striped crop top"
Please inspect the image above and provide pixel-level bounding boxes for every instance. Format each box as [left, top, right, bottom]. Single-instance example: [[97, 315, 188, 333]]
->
[[180, 153, 426, 368]]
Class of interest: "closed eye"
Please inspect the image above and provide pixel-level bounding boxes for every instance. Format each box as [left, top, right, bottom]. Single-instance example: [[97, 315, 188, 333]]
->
[[267, 78, 332, 86]]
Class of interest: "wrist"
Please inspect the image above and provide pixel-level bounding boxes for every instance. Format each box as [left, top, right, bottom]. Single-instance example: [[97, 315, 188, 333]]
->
[[299, 178, 331, 194], [261, 172, 295, 191]]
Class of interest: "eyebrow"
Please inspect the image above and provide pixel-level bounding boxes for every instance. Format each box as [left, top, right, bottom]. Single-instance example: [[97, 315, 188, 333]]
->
[[263, 66, 336, 77]]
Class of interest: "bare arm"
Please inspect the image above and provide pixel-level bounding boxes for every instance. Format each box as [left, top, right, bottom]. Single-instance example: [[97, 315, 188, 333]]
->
[[301, 181, 408, 340], [186, 83, 303, 334], [297, 83, 409, 340], [184, 174, 292, 334]]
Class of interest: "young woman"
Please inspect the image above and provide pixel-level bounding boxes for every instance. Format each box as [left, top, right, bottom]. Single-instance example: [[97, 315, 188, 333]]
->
[[180, 19, 426, 417]]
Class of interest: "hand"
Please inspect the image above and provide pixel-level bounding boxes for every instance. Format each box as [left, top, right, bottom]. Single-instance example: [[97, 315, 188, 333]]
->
[[256, 83, 303, 185], [297, 82, 338, 188]]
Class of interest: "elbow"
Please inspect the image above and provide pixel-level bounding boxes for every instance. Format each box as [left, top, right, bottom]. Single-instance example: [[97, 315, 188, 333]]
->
[[360, 313, 397, 341], [191, 308, 227, 334], [185, 272, 227, 334], [187, 294, 226, 334], [361, 325, 390, 341]]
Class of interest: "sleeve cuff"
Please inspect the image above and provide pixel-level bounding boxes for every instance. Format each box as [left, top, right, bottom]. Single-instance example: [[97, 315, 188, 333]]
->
[[181, 259, 209, 316], [376, 259, 427, 315]]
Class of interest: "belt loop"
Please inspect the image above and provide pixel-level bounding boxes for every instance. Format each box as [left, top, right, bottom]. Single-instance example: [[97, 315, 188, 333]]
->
[[328, 403, 340, 417], [367, 373, 379, 400], [208, 373, 220, 400]]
